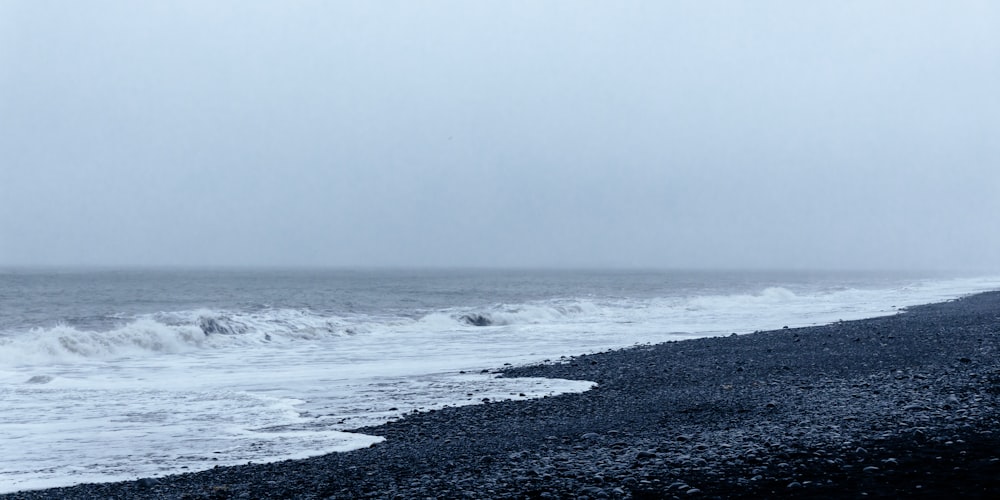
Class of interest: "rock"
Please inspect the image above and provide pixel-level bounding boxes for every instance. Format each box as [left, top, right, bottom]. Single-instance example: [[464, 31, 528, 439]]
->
[[459, 314, 492, 326], [136, 477, 159, 488], [787, 481, 802, 488], [198, 316, 247, 335], [942, 395, 961, 409]]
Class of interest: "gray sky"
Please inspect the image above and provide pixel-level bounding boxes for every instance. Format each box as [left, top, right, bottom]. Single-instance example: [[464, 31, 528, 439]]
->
[[1, 1, 998, 270]]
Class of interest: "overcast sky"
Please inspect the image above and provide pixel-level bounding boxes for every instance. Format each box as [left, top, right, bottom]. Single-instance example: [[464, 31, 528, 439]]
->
[[1, 1, 998, 270]]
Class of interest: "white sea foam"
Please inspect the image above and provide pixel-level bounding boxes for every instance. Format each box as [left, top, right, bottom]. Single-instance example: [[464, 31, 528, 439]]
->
[[1, 273, 999, 493], [1, 384, 386, 493], [0, 319, 207, 365]]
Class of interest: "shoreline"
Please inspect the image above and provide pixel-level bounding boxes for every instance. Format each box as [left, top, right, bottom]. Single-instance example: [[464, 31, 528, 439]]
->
[[4, 291, 1000, 498]]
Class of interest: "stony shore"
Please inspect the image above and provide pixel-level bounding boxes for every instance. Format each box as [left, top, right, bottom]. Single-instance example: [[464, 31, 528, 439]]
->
[[5, 291, 1000, 499]]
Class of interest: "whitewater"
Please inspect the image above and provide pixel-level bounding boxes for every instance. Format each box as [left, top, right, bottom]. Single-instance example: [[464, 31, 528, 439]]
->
[[1, 269, 998, 493]]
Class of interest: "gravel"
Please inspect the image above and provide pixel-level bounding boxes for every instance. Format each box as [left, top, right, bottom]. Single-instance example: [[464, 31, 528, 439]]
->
[[5, 291, 1000, 499]]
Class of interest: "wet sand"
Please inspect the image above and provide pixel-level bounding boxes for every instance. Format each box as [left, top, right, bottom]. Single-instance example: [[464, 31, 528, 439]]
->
[[5, 291, 1000, 499]]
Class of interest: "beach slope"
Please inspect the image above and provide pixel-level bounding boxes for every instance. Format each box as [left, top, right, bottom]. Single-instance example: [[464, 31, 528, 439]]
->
[[5, 292, 1000, 499]]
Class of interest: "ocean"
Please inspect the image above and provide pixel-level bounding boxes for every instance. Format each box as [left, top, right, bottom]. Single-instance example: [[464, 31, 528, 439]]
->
[[1, 268, 998, 493]]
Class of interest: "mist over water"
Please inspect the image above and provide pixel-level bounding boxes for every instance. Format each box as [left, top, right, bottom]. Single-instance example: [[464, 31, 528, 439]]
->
[[2, 269, 999, 492], [2, 3, 999, 271], [3, 2, 997, 493]]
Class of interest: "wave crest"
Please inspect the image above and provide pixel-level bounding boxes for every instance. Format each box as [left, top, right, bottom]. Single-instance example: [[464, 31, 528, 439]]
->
[[447, 301, 600, 328], [684, 286, 798, 310], [0, 318, 208, 365], [0, 309, 358, 366]]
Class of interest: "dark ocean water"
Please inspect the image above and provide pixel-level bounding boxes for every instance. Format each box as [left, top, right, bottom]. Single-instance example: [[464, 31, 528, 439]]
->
[[0, 268, 951, 331]]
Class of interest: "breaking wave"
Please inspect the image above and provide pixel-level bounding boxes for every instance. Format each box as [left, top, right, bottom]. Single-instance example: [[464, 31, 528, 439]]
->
[[3, 274, 999, 367], [0, 319, 206, 365], [0, 309, 363, 366], [0, 300, 608, 365], [448, 301, 601, 327]]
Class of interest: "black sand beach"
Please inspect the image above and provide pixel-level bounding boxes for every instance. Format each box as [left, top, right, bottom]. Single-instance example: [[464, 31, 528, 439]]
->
[[5, 291, 1000, 499]]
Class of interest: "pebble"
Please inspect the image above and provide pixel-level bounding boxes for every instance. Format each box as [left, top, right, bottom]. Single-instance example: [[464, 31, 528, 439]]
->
[[136, 478, 159, 488]]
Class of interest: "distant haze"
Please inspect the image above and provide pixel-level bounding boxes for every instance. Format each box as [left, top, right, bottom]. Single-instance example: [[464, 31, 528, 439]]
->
[[2, 1, 998, 270]]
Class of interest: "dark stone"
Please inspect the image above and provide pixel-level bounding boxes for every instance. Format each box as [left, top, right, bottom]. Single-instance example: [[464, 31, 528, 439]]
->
[[136, 478, 159, 488], [198, 316, 247, 335], [459, 314, 492, 327]]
